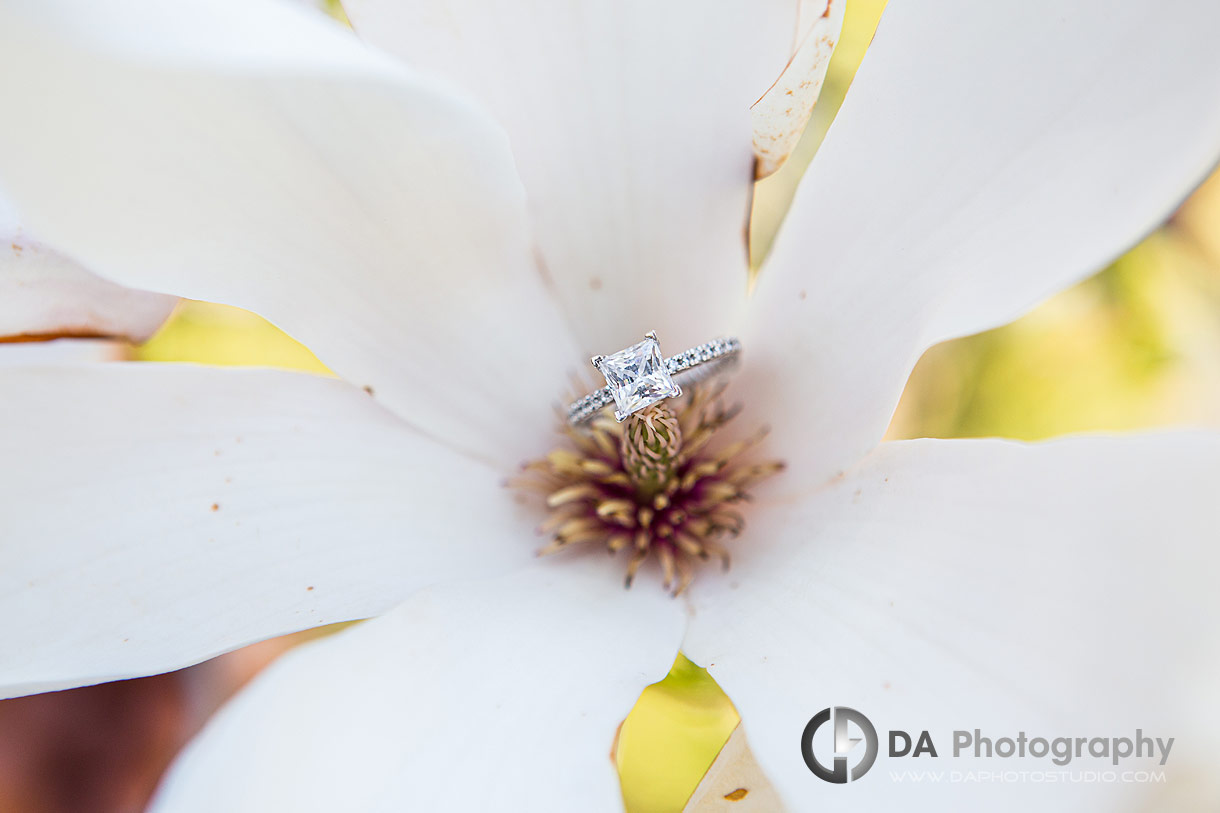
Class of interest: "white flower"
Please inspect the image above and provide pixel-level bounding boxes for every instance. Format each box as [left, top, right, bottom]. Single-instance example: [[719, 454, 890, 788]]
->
[[1, 0, 1219, 810], [0, 194, 176, 347]]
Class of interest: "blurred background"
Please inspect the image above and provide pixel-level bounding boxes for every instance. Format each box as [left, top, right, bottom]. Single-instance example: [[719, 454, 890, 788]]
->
[[4, 0, 1220, 810]]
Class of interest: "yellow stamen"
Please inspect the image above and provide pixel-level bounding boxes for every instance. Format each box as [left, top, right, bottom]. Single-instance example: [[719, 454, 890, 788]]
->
[[546, 483, 599, 507], [518, 383, 783, 593]]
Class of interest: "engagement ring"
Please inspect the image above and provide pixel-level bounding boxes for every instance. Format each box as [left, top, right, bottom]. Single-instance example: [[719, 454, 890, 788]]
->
[[567, 331, 741, 424]]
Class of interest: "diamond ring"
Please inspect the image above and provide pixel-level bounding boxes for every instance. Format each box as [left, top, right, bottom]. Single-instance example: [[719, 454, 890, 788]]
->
[[567, 331, 742, 424]]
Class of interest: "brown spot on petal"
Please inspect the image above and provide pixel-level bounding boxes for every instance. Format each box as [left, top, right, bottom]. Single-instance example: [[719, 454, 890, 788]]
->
[[751, 0, 843, 178], [0, 330, 123, 344], [724, 788, 749, 801]]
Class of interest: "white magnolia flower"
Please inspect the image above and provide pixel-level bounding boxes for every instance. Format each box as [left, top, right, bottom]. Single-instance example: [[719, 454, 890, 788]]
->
[[1, 0, 1219, 810]]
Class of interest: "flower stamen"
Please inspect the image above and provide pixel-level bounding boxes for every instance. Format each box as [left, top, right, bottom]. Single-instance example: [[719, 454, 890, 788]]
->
[[516, 383, 784, 595]]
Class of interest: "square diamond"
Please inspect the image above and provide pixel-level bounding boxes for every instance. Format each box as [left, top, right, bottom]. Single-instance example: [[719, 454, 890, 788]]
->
[[596, 337, 681, 421]]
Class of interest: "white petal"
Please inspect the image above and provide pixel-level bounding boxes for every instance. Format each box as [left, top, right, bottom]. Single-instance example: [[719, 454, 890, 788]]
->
[[0, 363, 532, 699], [344, 0, 801, 356], [684, 434, 1220, 809], [0, 339, 129, 364], [0, 0, 577, 466], [747, 0, 1220, 491], [151, 558, 685, 812], [752, 0, 845, 179], [0, 197, 175, 342]]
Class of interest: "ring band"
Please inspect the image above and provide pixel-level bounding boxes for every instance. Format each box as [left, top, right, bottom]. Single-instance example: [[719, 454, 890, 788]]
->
[[567, 332, 741, 425]]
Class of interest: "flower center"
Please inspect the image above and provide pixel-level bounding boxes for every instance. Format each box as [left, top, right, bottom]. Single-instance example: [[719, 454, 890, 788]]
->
[[514, 382, 784, 595]]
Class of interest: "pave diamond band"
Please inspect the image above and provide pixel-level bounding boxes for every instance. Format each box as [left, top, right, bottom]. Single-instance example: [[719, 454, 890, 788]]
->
[[567, 333, 741, 425]]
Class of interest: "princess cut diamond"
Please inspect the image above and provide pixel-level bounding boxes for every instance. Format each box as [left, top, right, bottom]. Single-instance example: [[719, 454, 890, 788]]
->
[[594, 335, 681, 421]]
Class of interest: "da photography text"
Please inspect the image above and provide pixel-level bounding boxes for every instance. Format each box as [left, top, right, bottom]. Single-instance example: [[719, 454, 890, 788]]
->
[[801, 707, 1174, 785]]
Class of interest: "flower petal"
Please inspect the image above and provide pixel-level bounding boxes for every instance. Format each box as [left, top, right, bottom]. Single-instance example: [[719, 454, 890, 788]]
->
[[747, 0, 1220, 490], [684, 434, 1220, 808], [0, 197, 175, 343], [0, 0, 577, 466], [0, 363, 532, 699], [343, 0, 803, 355], [0, 339, 130, 364], [150, 558, 685, 812], [752, 0, 845, 179]]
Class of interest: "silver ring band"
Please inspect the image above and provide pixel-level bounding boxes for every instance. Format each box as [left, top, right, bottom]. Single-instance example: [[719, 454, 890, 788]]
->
[[567, 335, 741, 425]]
